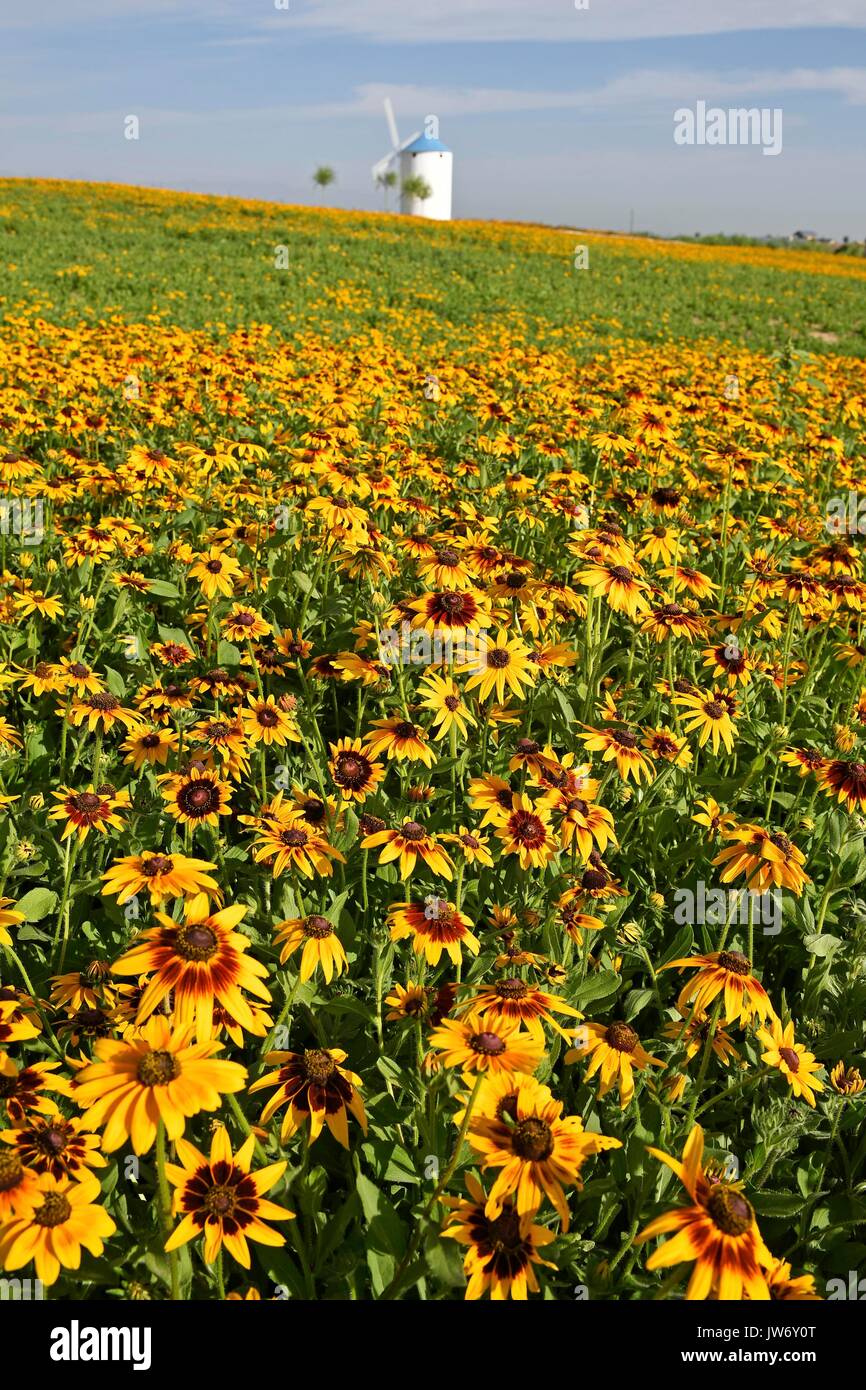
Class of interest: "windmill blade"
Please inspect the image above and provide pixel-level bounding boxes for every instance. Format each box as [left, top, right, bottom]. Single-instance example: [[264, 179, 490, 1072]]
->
[[383, 97, 400, 153], [371, 153, 397, 182]]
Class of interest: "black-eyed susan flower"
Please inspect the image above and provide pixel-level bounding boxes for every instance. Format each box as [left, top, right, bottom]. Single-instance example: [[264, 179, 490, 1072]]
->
[[273, 913, 348, 983], [0, 1172, 116, 1287], [361, 818, 454, 880], [112, 894, 272, 1042], [712, 824, 810, 896], [830, 1061, 864, 1095], [763, 1258, 821, 1301], [417, 671, 476, 740], [673, 687, 738, 754], [662, 951, 774, 1027], [468, 1085, 621, 1230], [636, 1124, 773, 1300], [240, 694, 300, 746], [460, 977, 581, 1043], [121, 724, 178, 769], [364, 715, 435, 767], [440, 825, 495, 867], [328, 736, 385, 801], [580, 725, 654, 784], [565, 1020, 663, 1107], [72, 1014, 247, 1152], [692, 797, 737, 838], [494, 793, 557, 870], [189, 545, 243, 598], [164, 1126, 293, 1268], [222, 604, 271, 641], [461, 631, 538, 704], [250, 1046, 367, 1147], [101, 850, 220, 905], [662, 1011, 739, 1067], [0, 1055, 68, 1124], [577, 559, 650, 618], [251, 816, 344, 879], [161, 767, 232, 828], [816, 756, 866, 814], [387, 898, 480, 967], [441, 1174, 556, 1301], [756, 1017, 824, 1106], [427, 1010, 544, 1080], [0, 1115, 107, 1181], [48, 786, 127, 842], [65, 690, 139, 733], [640, 602, 707, 643]]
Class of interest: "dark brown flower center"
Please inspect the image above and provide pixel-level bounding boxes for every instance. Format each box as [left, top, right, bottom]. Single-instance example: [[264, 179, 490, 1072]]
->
[[608, 565, 633, 583], [303, 1048, 337, 1084], [400, 821, 426, 842], [394, 721, 417, 740], [280, 827, 308, 847], [511, 812, 546, 846], [204, 1184, 237, 1216], [178, 780, 220, 816], [37, 1126, 69, 1155], [303, 915, 332, 940], [496, 977, 529, 1000], [71, 792, 102, 814], [707, 1186, 754, 1237], [256, 706, 279, 727], [487, 648, 510, 669], [779, 1047, 800, 1071], [606, 1021, 639, 1053], [470, 1030, 507, 1056], [718, 950, 750, 976], [142, 855, 174, 876], [137, 1049, 182, 1086], [511, 1117, 554, 1162], [333, 752, 370, 788], [34, 1191, 72, 1227], [487, 1207, 523, 1253], [174, 923, 218, 961], [88, 692, 119, 711]]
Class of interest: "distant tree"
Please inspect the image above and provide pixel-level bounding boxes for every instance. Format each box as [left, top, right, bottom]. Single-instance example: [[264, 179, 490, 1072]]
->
[[313, 166, 336, 199], [401, 174, 432, 208], [376, 168, 398, 212]]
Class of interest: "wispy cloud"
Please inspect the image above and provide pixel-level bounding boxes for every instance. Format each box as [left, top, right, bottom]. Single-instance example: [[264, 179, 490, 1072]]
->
[[2, 0, 865, 40], [3, 67, 863, 136]]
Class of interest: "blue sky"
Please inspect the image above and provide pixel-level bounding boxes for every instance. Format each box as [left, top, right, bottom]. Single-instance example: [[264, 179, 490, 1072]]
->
[[1, 0, 865, 236]]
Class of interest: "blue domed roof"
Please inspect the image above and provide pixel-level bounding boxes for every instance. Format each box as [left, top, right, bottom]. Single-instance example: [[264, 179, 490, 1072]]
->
[[403, 133, 450, 153]]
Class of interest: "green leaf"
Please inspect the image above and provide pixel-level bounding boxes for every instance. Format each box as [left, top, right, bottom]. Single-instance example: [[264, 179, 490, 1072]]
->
[[15, 887, 59, 922], [572, 970, 620, 1008], [146, 579, 181, 599], [217, 640, 241, 667]]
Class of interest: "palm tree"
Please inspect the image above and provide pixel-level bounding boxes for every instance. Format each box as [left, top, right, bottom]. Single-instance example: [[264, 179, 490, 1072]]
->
[[376, 169, 398, 212], [401, 174, 432, 210], [313, 166, 336, 200]]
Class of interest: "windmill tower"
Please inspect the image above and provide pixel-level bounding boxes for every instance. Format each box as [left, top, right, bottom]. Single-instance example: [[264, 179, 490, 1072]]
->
[[372, 99, 453, 222]]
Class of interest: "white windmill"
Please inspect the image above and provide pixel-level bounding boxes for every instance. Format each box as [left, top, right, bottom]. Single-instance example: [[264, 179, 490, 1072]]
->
[[372, 98, 453, 222]]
